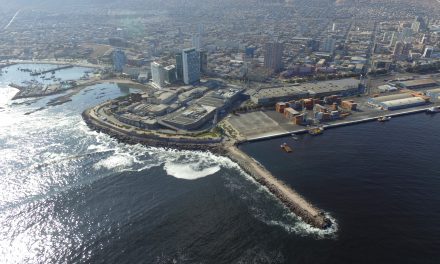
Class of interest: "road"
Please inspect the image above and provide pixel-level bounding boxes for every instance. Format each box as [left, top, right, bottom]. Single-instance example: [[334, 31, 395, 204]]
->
[[4, 10, 20, 30]]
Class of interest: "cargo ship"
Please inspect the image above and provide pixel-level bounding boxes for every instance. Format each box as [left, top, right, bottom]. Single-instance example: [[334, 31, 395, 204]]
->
[[280, 143, 293, 153], [426, 106, 440, 113], [308, 126, 324, 135]]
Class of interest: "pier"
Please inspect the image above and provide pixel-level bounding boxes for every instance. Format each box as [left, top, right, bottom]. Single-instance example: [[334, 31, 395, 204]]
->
[[30, 65, 74, 76], [225, 144, 331, 229]]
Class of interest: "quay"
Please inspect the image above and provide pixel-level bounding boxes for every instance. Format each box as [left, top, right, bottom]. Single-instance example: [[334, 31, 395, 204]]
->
[[245, 106, 433, 143], [30, 65, 74, 76]]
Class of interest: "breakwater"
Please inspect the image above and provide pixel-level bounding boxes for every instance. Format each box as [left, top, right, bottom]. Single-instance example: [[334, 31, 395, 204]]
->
[[225, 145, 331, 229], [30, 65, 74, 76]]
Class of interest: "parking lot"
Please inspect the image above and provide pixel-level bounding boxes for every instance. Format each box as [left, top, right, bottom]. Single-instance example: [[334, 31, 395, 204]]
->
[[228, 111, 288, 139]]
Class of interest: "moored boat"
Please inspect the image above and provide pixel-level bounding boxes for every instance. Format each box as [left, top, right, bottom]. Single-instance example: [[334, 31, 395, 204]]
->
[[378, 116, 391, 122], [426, 106, 440, 113], [308, 126, 324, 135], [280, 143, 293, 153]]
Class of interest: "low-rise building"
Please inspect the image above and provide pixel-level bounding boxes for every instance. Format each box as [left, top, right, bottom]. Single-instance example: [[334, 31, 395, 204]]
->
[[160, 104, 216, 131], [115, 112, 158, 129], [250, 78, 361, 106], [398, 79, 439, 90], [380, 97, 428, 110]]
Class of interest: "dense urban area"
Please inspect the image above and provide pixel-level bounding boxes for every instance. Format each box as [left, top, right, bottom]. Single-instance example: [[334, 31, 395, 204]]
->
[[2, 0, 440, 230], [2, 0, 440, 140]]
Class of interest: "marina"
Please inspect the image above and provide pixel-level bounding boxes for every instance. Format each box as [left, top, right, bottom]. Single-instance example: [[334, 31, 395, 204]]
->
[[0, 63, 98, 100]]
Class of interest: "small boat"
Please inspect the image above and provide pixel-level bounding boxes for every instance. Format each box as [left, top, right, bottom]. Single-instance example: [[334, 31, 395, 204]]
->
[[378, 116, 391, 122], [291, 134, 299, 140], [308, 126, 324, 135], [280, 143, 293, 153], [426, 106, 440, 113]]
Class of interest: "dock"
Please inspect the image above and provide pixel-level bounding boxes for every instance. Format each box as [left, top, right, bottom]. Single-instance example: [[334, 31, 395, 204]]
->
[[245, 106, 432, 142], [30, 65, 74, 76], [225, 144, 331, 229]]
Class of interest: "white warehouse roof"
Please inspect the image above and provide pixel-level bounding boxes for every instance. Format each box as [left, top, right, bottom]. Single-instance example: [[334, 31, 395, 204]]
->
[[381, 97, 426, 109], [371, 93, 413, 103]]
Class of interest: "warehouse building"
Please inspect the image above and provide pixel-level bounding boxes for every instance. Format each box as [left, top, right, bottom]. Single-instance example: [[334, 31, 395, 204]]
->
[[305, 78, 361, 98], [379, 97, 428, 110], [250, 86, 308, 106], [160, 104, 216, 131], [397, 79, 439, 90], [368, 92, 414, 106], [250, 78, 361, 106]]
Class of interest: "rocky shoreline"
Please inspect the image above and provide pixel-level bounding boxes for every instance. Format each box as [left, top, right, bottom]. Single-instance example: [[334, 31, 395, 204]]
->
[[81, 110, 225, 153]]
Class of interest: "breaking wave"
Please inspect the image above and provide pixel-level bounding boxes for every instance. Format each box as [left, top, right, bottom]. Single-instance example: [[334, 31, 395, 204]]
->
[[164, 160, 221, 180]]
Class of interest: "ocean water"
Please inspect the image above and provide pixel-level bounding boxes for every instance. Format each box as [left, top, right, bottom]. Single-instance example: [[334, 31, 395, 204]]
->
[[0, 65, 439, 263]]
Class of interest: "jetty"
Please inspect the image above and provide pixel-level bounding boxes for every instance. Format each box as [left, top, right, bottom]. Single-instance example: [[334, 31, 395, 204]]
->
[[30, 65, 74, 76], [225, 144, 331, 229]]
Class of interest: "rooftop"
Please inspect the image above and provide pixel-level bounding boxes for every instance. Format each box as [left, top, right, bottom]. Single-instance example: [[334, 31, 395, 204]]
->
[[399, 79, 438, 87]]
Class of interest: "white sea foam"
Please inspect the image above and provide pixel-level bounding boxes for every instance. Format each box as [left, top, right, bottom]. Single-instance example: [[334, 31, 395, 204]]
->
[[164, 160, 221, 180], [223, 163, 339, 238], [93, 153, 135, 171], [0, 87, 19, 106]]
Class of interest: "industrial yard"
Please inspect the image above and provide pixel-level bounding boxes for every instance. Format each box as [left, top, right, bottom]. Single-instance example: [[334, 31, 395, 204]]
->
[[225, 75, 440, 141]]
